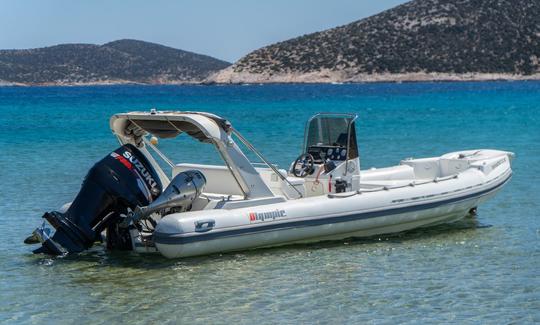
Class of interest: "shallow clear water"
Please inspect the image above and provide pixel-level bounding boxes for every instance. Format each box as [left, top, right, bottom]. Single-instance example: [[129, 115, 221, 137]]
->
[[0, 82, 539, 324]]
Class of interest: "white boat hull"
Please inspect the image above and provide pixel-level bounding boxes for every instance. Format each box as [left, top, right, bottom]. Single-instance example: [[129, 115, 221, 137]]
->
[[154, 152, 512, 258]]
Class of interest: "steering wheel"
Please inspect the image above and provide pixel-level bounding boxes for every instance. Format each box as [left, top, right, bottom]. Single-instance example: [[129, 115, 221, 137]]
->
[[292, 153, 315, 177]]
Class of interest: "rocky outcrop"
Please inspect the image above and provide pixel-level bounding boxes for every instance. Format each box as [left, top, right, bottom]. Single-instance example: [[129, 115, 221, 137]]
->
[[210, 0, 540, 83]]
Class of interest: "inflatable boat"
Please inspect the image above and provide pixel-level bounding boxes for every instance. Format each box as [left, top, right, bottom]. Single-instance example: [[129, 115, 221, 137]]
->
[[26, 110, 514, 258]]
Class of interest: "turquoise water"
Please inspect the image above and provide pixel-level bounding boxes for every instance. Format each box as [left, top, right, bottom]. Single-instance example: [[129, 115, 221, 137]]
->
[[0, 82, 539, 323]]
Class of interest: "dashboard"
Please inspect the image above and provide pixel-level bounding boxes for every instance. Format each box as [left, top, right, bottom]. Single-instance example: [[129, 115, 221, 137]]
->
[[307, 145, 348, 163]]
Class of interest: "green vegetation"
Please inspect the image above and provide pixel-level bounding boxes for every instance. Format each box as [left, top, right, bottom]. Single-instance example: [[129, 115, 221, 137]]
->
[[0, 39, 230, 84], [233, 0, 540, 75]]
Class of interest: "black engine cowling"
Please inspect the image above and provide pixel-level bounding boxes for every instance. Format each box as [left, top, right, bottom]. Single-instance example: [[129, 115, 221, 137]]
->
[[32, 144, 162, 255]]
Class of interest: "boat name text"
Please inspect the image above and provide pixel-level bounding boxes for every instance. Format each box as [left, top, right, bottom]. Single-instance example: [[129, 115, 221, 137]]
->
[[249, 209, 287, 222]]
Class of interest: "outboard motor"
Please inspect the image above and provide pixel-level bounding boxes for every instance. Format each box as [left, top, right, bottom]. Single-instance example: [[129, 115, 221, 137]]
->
[[27, 144, 163, 255], [121, 170, 206, 227]]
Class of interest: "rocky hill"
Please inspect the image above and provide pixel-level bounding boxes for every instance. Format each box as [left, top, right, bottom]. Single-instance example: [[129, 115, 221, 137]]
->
[[0, 39, 230, 85], [211, 0, 540, 83]]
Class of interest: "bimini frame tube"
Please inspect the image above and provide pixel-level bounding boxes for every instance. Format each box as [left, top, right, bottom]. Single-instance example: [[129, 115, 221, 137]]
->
[[232, 128, 304, 198], [110, 111, 278, 200]]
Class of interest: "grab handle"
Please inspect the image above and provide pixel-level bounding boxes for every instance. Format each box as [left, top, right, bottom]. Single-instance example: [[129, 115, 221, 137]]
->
[[194, 219, 215, 232]]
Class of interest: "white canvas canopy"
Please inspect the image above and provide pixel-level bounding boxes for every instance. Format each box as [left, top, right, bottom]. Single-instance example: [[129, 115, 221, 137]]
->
[[110, 110, 231, 143]]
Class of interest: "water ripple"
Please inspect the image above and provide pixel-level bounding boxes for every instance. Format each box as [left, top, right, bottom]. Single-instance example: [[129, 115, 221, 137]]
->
[[1, 83, 539, 324]]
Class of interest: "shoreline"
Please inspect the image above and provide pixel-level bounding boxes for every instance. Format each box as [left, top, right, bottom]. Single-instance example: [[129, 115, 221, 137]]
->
[[1, 72, 540, 87], [0, 79, 203, 87], [207, 68, 540, 84]]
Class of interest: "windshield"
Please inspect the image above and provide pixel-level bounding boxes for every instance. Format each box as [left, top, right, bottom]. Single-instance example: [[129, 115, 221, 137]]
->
[[304, 114, 358, 159]]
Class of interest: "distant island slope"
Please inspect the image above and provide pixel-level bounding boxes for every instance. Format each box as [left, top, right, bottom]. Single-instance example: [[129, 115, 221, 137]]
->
[[210, 0, 540, 83], [2, 0, 539, 86], [0, 39, 230, 85]]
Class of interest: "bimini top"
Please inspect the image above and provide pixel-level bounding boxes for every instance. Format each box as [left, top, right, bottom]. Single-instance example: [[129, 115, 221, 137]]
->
[[110, 110, 279, 199], [110, 110, 232, 144]]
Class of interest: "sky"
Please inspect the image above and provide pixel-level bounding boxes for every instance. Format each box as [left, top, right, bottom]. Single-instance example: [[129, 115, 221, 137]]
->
[[0, 0, 408, 63]]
